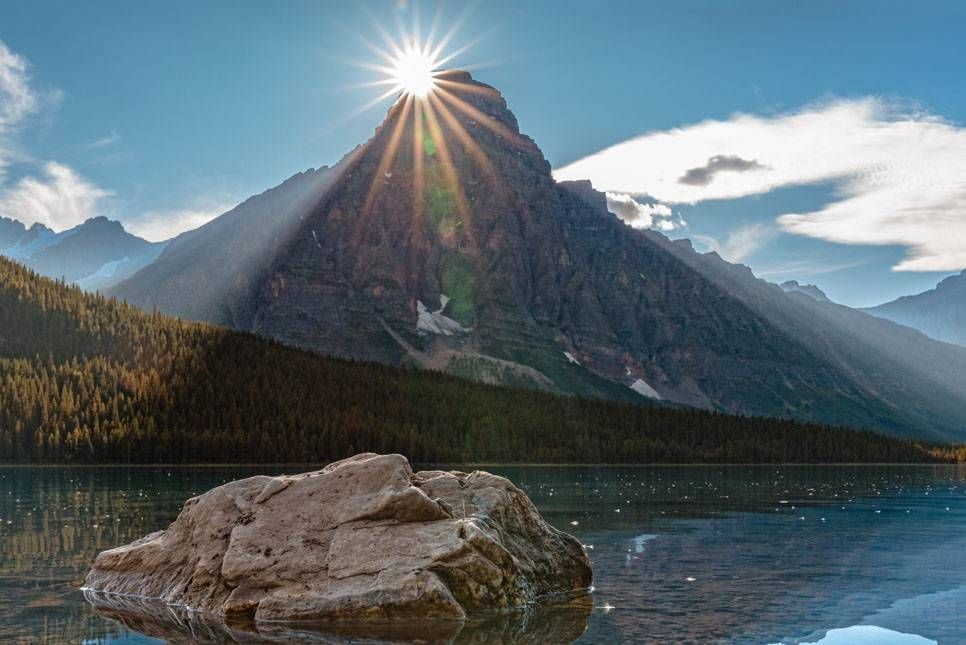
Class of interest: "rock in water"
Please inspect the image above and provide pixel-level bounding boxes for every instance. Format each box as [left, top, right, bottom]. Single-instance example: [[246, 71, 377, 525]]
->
[[83, 453, 592, 626]]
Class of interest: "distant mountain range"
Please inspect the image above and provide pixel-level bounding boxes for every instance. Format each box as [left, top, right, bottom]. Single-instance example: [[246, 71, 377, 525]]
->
[[0, 216, 165, 291], [104, 71, 966, 442], [864, 271, 966, 347]]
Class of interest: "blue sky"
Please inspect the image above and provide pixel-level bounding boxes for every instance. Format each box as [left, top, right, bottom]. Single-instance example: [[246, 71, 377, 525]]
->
[[1, 0, 965, 306]]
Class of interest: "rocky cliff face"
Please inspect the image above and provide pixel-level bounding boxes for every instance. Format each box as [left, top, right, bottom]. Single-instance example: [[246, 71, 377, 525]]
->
[[865, 270, 966, 347], [84, 453, 592, 629], [111, 71, 953, 436]]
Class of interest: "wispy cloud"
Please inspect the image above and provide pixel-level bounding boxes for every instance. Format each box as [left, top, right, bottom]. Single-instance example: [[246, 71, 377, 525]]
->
[[556, 97, 966, 272], [0, 39, 117, 231], [755, 257, 866, 279], [0, 39, 37, 181], [0, 40, 36, 130], [692, 222, 777, 264], [605, 192, 684, 231], [125, 201, 234, 242], [83, 129, 121, 150], [0, 162, 113, 230]]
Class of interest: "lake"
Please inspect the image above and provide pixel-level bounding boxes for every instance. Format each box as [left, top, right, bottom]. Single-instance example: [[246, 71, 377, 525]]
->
[[1, 464, 964, 643]]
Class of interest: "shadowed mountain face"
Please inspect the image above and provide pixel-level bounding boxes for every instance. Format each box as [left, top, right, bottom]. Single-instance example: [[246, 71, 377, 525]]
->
[[111, 72, 963, 439], [0, 216, 164, 291], [864, 271, 966, 347]]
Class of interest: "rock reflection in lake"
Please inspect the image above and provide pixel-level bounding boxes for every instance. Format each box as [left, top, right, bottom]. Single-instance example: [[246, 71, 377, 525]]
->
[[83, 589, 593, 644]]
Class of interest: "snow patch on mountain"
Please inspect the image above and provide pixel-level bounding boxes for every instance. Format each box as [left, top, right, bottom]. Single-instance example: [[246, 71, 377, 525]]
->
[[629, 378, 661, 399], [417, 295, 467, 336], [2, 225, 74, 260], [76, 257, 128, 290]]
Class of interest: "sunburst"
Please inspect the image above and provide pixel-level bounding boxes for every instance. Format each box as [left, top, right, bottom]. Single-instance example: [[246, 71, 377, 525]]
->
[[386, 44, 440, 98], [339, 11, 525, 269], [331, 10, 528, 325]]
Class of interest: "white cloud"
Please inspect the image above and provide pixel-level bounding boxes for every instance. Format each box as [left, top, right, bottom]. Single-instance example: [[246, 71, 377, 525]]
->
[[0, 162, 112, 230], [692, 222, 777, 264], [605, 191, 684, 231], [556, 97, 966, 272], [0, 40, 35, 130], [0, 40, 117, 233], [0, 39, 38, 181], [0, 40, 230, 243], [125, 202, 234, 242]]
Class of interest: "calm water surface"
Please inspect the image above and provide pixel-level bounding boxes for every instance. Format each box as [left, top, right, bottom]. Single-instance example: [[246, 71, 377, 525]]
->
[[1, 464, 964, 644]]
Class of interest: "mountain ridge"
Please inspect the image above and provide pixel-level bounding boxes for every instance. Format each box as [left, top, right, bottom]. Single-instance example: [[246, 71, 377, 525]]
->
[[0, 215, 165, 291], [864, 270, 966, 346], [639, 228, 966, 442]]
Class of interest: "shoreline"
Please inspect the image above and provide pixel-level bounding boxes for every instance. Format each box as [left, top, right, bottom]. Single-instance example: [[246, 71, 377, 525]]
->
[[2, 462, 961, 468]]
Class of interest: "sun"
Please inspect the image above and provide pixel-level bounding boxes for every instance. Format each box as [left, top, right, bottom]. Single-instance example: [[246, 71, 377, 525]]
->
[[388, 45, 439, 98]]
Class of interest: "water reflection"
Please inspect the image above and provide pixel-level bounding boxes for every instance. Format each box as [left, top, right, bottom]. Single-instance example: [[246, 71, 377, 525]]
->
[[1, 465, 964, 644], [788, 625, 937, 644], [83, 590, 592, 644]]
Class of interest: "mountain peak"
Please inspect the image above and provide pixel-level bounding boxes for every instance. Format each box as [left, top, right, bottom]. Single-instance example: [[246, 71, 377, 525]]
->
[[936, 269, 966, 290], [79, 215, 126, 233], [433, 70, 518, 129], [27, 222, 53, 234], [781, 280, 831, 303]]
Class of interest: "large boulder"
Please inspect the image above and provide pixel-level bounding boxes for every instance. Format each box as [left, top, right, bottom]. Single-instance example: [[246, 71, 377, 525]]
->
[[83, 453, 592, 629]]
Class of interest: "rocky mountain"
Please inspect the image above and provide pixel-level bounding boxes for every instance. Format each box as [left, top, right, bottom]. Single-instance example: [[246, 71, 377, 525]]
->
[[111, 71, 965, 440], [0, 216, 165, 291], [864, 271, 966, 347], [780, 280, 831, 303], [641, 234, 966, 442]]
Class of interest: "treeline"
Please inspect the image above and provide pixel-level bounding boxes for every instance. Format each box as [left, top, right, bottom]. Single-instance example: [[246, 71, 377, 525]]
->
[[0, 257, 954, 464]]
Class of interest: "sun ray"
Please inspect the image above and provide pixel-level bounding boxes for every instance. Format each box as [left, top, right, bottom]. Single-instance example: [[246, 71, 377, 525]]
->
[[434, 85, 525, 147], [433, 76, 501, 98], [421, 98, 478, 252], [411, 97, 426, 231], [315, 85, 406, 138], [427, 92, 498, 184], [359, 96, 413, 229]]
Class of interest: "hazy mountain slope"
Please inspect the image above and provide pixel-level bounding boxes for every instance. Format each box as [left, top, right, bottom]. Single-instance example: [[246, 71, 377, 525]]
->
[[109, 164, 344, 327], [643, 234, 966, 442], [6, 255, 937, 465], [0, 216, 164, 291], [864, 271, 966, 346]]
